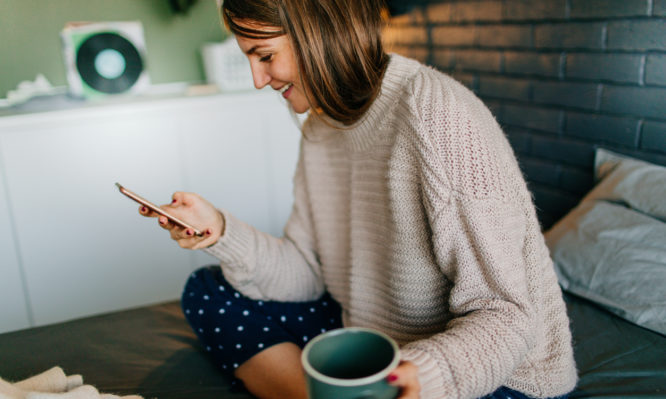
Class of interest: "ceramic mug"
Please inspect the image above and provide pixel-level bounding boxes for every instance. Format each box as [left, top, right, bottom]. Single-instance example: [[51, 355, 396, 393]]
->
[[301, 327, 401, 399]]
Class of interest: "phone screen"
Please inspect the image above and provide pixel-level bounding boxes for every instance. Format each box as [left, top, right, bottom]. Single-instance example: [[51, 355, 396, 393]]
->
[[115, 182, 203, 236]]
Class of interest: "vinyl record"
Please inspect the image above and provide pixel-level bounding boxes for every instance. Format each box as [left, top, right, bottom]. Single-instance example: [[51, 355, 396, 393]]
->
[[76, 32, 144, 94]]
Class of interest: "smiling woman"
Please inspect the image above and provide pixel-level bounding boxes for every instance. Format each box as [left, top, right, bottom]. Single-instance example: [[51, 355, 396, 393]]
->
[[233, 26, 310, 113], [222, 0, 389, 124], [143, 1, 578, 399]]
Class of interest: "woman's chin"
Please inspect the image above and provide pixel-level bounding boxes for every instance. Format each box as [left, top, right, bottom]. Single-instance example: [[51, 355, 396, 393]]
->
[[290, 102, 311, 114]]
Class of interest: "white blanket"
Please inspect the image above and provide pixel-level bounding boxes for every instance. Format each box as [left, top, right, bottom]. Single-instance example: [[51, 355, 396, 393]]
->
[[0, 367, 142, 399]]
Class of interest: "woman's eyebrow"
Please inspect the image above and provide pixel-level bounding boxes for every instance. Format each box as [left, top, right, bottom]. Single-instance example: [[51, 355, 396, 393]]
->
[[245, 45, 271, 55]]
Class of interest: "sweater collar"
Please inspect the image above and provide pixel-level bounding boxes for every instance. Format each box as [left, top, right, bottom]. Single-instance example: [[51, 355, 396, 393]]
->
[[303, 54, 417, 152]]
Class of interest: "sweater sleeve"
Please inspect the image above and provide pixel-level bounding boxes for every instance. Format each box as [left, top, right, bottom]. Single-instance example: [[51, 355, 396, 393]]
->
[[202, 141, 325, 301], [399, 71, 539, 398]]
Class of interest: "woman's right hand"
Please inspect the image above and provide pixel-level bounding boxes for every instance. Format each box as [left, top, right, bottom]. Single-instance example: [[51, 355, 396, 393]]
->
[[139, 191, 225, 250]]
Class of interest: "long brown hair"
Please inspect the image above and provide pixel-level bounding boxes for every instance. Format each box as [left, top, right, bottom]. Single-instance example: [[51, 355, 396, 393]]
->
[[221, 0, 389, 126]]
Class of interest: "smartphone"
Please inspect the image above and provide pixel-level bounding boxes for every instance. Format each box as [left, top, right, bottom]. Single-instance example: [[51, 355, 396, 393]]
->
[[115, 182, 203, 236]]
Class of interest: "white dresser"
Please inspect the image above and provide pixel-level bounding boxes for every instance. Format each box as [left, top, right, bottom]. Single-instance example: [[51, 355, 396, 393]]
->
[[0, 90, 301, 333]]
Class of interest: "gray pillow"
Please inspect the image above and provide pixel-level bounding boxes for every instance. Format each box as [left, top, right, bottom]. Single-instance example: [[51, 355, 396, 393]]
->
[[545, 149, 666, 335], [591, 148, 666, 221]]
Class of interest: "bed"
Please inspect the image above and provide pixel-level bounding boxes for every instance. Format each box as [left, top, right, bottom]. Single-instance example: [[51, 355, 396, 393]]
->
[[1, 150, 665, 398], [0, 292, 664, 398]]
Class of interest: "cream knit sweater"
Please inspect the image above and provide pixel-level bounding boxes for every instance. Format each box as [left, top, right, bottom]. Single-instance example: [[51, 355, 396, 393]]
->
[[204, 54, 577, 398]]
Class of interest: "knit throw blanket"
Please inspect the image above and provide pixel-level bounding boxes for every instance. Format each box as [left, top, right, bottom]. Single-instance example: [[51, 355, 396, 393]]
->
[[0, 367, 142, 399]]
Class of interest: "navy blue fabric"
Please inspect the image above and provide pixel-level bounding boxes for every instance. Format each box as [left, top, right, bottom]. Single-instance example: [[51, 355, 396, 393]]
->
[[181, 266, 343, 376], [480, 386, 569, 399]]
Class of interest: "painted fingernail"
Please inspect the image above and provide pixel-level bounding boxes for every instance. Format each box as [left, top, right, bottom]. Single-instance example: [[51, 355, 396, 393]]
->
[[387, 374, 398, 382], [186, 230, 193, 236], [141, 206, 147, 213], [172, 199, 177, 204], [205, 229, 212, 235]]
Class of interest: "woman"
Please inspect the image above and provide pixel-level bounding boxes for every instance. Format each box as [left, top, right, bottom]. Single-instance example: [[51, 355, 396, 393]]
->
[[141, 0, 577, 398]]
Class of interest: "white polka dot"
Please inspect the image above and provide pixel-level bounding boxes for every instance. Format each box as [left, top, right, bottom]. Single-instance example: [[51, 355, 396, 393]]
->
[[242, 310, 250, 316], [263, 327, 270, 332], [189, 292, 194, 297], [280, 315, 287, 322], [298, 316, 304, 322], [267, 316, 272, 320], [233, 363, 239, 368], [222, 364, 228, 369], [219, 286, 225, 291], [237, 326, 244, 331], [198, 328, 203, 333], [198, 309, 204, 315], [219, 308, 226, 314], [258, 301, 264, 306], [226, 301, 232, 306], [236, 344, 242, 349], [310, 307, 316, 313], [215, 327, 221, 333], [219, 345, 224, 350], [258, 343, 264, 348], [185, 309, 190, 314], [234, 292, 240, 298], [206, 346, 211, 352], [323, 301, 328, 306], [303, 336, 308, 342], [203, 295, 209, 300]]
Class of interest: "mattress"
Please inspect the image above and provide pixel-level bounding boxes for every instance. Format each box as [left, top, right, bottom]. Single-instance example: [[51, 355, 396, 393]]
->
[[0, 293, 664, 398]]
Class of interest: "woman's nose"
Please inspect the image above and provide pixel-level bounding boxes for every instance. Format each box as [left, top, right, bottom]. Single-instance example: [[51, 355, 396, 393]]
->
[[249, 61, 271, 89]]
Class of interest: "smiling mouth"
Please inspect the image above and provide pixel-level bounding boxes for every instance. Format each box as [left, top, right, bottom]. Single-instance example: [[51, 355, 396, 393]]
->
[[278, 83, 293, 94]]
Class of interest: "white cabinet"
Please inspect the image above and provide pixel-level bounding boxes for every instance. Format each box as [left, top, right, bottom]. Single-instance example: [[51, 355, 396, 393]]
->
[[0, 158, 31, 333], [0, 91, 301, 332], [176, 94, 303, 269]]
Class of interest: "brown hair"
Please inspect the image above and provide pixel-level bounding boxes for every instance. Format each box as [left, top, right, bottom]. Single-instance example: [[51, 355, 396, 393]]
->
[[221, 0, 389, 126]]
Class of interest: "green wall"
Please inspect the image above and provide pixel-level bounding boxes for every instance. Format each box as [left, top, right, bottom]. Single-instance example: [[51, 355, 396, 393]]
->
[[0, 0, 228, 98]]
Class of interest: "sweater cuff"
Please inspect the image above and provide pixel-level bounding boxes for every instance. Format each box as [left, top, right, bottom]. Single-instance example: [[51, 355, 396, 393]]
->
[[400, 346, 455, 399], [201, 209, 252, 273]]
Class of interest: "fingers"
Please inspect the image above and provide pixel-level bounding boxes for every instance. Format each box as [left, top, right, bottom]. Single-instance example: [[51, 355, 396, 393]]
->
[[138, 191, 222, 249], [138, 205, 157, 218], [170, 191, 185, 207], [388, 361, 420, 399], [173, 227, 216, 250]]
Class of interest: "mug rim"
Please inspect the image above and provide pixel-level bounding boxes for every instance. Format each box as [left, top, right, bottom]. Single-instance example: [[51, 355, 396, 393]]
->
[[301, 327, 401, 387]]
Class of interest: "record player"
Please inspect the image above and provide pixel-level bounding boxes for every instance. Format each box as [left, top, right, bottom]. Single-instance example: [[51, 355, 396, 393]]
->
[[61, 21, 150, 99]]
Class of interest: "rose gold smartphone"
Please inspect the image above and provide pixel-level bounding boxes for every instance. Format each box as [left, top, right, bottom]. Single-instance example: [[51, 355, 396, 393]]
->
[[115, 182, 203, 236]]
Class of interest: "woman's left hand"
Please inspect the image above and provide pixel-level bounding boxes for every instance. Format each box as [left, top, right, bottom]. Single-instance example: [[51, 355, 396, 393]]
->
[[387, 361, 420, 399]]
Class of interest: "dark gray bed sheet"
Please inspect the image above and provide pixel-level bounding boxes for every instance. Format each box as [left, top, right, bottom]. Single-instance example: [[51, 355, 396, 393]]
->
[[0, 301, 252, 399], [0, 293, 664, 398], [563, 294, 666, 398]]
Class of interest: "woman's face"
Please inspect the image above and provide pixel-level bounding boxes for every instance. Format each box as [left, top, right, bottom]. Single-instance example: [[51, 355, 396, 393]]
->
[[234, 24, 311, 114]]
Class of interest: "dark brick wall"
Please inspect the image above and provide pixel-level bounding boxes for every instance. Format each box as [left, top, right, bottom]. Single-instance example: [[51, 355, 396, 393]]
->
[[385, 0, 666, 229]]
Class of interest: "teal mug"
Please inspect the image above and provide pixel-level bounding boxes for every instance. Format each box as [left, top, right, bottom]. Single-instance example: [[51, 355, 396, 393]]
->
[[301, 327, 401, 399]]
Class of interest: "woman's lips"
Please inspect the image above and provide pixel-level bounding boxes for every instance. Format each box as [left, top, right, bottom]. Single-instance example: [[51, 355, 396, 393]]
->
[[281, 83, 294, 99]]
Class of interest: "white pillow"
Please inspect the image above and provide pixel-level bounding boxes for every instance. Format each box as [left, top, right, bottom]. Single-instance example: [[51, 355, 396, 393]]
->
[[546, 149, 666, 335], [591, 149, 666, 221]]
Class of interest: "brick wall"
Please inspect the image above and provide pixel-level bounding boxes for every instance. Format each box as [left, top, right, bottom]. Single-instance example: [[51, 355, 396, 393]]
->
[[384, 0, 666, 229]]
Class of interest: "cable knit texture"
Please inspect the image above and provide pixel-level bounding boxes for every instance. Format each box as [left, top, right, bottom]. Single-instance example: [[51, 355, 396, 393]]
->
[[204, 54, 577, 398]]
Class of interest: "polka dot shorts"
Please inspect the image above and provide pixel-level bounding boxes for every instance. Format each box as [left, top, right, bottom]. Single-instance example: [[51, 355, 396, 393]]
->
[[181, 266, 343, 379]]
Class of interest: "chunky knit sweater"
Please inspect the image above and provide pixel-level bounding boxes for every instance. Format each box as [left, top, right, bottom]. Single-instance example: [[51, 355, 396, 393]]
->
[[203, 54, 577, 398]]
